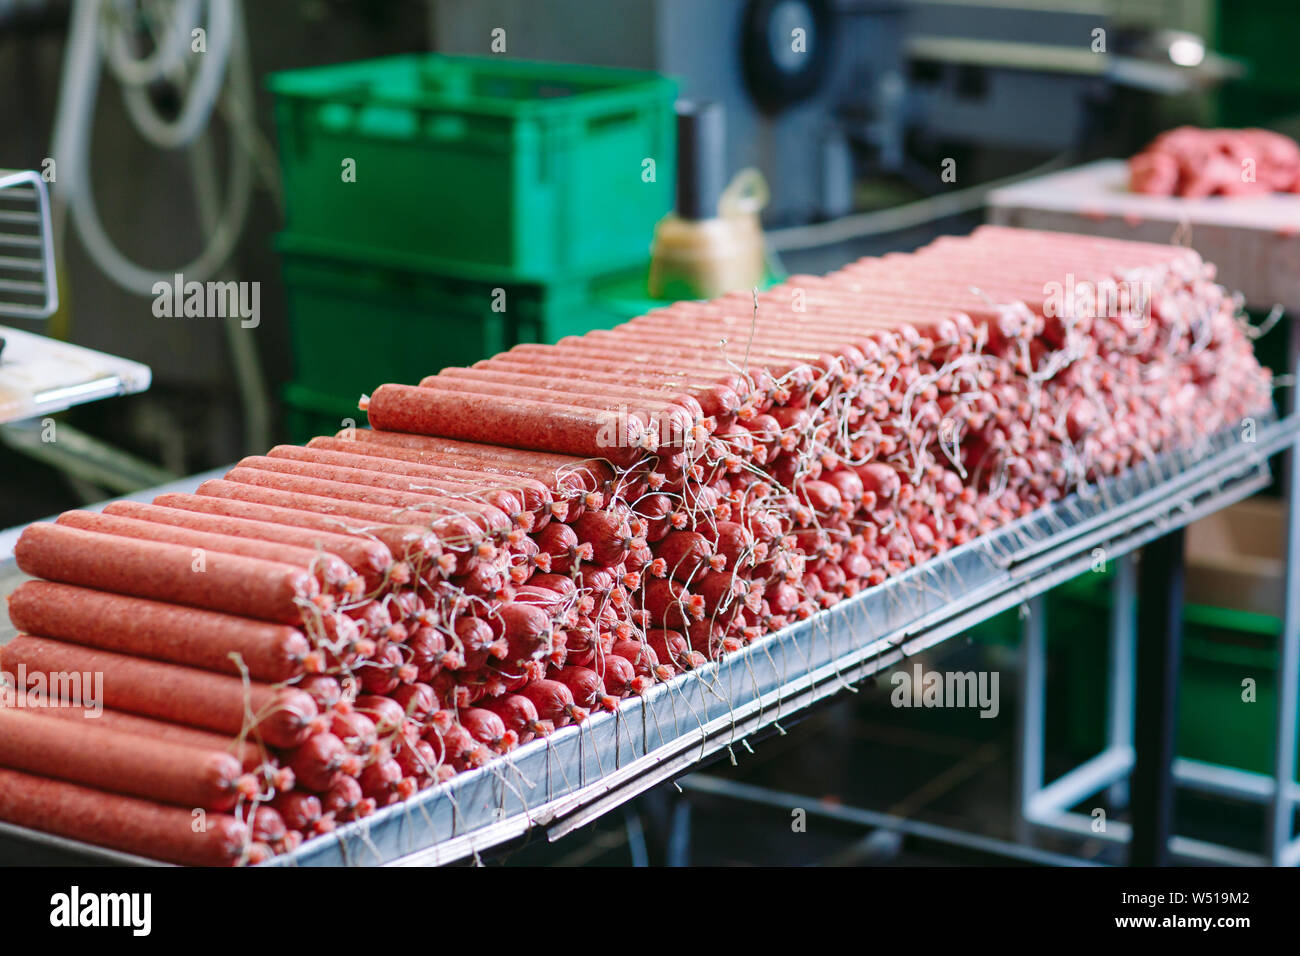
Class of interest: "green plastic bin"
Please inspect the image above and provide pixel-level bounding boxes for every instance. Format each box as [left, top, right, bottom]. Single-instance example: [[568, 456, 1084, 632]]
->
[[279, 234, 516, 404], [282, 382, 364, 445], [968, 570, 1283, 775], [277, 233, 634, 411], [1052, 571, 1281, 775], [268, 55, 677, 282]]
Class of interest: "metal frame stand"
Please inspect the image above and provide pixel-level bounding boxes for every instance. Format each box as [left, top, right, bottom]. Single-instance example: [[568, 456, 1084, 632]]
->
[[1131, 528, 1185, 866], [1018, 548, 1300, 867], [674, 775, 1102, 867]]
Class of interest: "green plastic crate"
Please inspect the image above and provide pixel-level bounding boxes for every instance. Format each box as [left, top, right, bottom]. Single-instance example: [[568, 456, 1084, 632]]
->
[[282, 382, 363, 445], [1053, 571, 1281, 775], [268, 55, 676, 282], [969, 570, 1283, 775], [279, 234, 517, 404], [1213, 0, 1300, 126], [278, 233, 635, 411]]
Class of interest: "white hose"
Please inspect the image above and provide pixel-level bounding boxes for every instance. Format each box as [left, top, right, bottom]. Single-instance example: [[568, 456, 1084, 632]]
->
[[98, 0, 200, 88], [51, 0, 253, 296], [117, 1, 234, 149]]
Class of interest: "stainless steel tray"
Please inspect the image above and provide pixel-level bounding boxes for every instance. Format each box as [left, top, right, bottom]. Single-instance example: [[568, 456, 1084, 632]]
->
[[0, 413, 1292, 867]]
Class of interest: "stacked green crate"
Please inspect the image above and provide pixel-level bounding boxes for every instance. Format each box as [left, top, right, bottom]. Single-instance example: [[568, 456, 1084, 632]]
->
[[968, 570, 1281, 774], [268, 55, 677, 441], [1050, 570, 1280, 775]]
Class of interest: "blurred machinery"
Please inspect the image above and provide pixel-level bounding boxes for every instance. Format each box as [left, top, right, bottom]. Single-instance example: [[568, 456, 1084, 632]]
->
[[432, 0, 904, 224], [430, 0, 1240, 224], [0, 0, 1274, 512]]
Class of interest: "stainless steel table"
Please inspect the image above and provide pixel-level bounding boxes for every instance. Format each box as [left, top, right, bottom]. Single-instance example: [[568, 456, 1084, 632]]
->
[[3, 413, 1293, 867]]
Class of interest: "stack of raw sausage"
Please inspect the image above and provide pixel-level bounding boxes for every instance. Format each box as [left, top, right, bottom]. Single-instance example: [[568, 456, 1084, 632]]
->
[[1129, 126, 1300, 197], [0, 226, 1272, 864]]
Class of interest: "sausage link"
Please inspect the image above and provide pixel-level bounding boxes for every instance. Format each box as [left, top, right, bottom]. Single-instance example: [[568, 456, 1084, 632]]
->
[[14, 523, 318, 625], [7, 580, 312, 682], [2, 635, 318, 749]]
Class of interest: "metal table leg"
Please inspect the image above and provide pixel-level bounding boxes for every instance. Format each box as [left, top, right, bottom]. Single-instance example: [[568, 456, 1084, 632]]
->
[[1015, 595, 1047, 844], [630, 786, 691, 867], [1269, 317, 1300, 863], [1130, 528, 1186, 866], [1106, 553, 1137, 809]]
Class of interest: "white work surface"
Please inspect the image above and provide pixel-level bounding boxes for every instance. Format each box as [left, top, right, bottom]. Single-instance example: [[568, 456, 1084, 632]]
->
[[0, 325, 152, 426], [987, 159, 1300, 313]]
